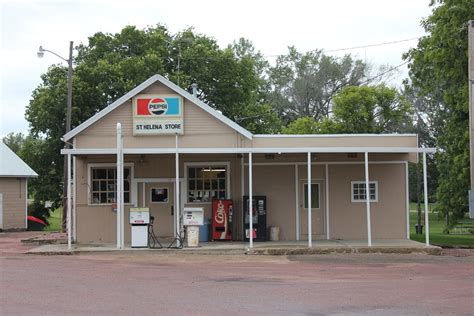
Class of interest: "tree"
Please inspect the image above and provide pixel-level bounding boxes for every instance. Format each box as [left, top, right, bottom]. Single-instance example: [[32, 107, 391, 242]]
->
[[282, 117, 321, 134], [403, 0, 474, 224], [2, 132, 26, 153], [25, 25, 270, 213], [267, 47, 369, 124], [2, 133, 56, 224], [282, 85, 412, 135], [330, 85, 412, 134]]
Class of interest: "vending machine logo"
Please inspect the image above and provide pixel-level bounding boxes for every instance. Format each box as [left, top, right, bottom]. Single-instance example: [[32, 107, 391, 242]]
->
[[215, 200, 225, 224], [212, 199, 233, 240], [133, 95, 183, 135]]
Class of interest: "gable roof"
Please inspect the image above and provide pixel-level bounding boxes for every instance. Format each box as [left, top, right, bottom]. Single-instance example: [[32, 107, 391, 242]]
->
[[0, 142, 38, 177], [63, 74, 253, 141]]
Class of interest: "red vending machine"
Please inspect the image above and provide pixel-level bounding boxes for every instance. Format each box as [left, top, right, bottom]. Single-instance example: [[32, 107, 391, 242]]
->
[[212, 199, 233, 240]]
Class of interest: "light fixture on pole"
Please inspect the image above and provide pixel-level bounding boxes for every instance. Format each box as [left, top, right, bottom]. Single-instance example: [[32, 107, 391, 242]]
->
[[37, 41, 74, 232]]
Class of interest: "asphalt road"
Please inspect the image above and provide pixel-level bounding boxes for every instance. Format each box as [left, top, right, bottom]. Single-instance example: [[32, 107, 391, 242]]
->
[[1, 232, 473, 315]]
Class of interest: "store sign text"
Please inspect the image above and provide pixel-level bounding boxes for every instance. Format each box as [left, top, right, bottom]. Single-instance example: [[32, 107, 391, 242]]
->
[[132, 94, 184, 135]]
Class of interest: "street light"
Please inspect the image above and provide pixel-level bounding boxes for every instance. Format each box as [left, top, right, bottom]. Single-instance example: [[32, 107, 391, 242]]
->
[[37, 41, 74, 231]]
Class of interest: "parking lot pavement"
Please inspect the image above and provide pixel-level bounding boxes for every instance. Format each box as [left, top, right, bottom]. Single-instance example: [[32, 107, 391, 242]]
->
[[1, 232, 473, 315]]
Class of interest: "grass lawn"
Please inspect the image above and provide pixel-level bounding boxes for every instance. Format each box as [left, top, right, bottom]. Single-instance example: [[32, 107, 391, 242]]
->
[[45, 207, 62, 232], [409, 204, 473, 247]]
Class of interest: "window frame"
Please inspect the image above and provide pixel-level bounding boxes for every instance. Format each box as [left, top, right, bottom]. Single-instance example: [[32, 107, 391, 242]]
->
[[351, 181, 378, 203], [87, 163, 134, 206], [184, 162, 231, 204]]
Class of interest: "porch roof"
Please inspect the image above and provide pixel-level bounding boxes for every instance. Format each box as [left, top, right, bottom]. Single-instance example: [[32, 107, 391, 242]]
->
[[61, 146, 436, 155]]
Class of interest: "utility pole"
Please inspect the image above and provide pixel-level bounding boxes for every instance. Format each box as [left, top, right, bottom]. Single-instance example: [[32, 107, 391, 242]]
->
[[63, 41, 73, 230], [38, 41, 74, 231], [468, 21, 474, 219], [417, 139, 422, 234]]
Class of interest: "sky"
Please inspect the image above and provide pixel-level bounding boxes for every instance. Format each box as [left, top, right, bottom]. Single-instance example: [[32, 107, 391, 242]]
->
[[0, 0, 433, 137]]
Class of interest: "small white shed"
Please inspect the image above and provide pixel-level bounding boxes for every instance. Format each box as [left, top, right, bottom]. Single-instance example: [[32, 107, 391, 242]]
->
[[0, 142, 38, 230]]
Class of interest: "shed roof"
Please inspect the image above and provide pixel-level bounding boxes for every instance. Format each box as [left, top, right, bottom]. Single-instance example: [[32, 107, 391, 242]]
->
[[0, 142, 38, 178]]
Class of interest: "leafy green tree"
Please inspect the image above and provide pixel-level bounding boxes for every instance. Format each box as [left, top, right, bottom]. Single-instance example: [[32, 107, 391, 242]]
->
[[282, 117, 337, 134], [282, 117, 320, 134], [2, 133, 56, 224], [282, 85, 412, 135], [25, 25, 271, 213], [404, 0, 473, 223], [2, 132, 25, 153], [330, 85, 412, 134], [267, 47, 369, 124]]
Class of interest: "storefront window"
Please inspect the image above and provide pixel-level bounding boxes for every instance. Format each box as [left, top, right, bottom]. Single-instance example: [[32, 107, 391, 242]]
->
[[91, 167, 131, 204], [351, 181, 378, 202], [188, 165, 227, 203]]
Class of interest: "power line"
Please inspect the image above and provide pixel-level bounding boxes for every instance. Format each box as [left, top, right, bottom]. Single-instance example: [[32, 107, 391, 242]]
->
[[359, 60, 409, 85], [164, 36, 422, 60], [264, 36, 421, 58], [323, 37, 421, 53]]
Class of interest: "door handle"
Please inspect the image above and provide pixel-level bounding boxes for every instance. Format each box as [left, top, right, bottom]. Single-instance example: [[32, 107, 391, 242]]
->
[[171, 205, 174, 216]]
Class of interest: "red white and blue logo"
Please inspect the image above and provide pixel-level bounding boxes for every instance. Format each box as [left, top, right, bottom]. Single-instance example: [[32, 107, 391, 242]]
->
[[136, 97, 180, 116]]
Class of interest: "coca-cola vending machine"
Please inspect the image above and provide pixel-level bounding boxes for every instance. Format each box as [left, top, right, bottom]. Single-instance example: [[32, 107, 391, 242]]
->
[[212, 199, 233, 240]]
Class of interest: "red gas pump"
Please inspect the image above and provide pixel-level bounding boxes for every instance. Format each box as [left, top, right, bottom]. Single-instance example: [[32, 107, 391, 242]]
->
[[212, 199, 233, 240]]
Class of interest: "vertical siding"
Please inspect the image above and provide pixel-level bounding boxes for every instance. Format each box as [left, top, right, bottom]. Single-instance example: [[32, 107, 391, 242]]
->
[[329, 163, 406, 239], [0, 178, 26, 229], [243, 164, 298, 241]]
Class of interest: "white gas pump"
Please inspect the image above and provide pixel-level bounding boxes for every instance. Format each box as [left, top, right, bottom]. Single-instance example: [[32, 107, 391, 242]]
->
[[183, 207, 203, 247], [130, 207, 150, 248]]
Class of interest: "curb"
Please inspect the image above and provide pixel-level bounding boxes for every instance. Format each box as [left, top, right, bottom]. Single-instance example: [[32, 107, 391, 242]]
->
[[26, 246, 442, 256], [250, 246, 442, 256]]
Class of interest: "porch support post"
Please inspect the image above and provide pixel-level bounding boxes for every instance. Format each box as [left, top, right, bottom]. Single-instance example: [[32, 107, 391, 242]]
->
[[307, 152, 312, 248], [248, 152, 253, 248], [175, 134, 181, 246], [67, 153, 72, 250], [241, 155, 244, 240], [364, 152, 372, 247], [423, 152, 430, 246], [73, 155, 76, 242], [325, 163, 330, 240], [405, 161, 410, 240], [116, 123, 124, 249], [295, 164, 299, 241]]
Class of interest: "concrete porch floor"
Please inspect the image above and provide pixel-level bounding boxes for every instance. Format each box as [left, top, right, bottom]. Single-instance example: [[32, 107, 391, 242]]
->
[[26, 239, 441, 255]]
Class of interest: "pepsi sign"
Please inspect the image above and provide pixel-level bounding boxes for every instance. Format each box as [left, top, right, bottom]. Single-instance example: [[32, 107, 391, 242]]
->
[[133, 94, 183, 135]]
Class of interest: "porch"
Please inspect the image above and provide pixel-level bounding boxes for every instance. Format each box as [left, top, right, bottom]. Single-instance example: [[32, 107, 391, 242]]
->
[[27, 239, 441, 255], [61, 127, 436, 251]]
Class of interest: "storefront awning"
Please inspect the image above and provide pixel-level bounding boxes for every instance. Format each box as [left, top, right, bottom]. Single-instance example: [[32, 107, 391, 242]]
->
[[61, 146, 436, 155]]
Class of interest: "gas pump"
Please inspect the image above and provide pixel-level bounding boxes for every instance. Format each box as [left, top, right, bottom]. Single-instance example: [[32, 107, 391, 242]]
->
[[183, 207, 204, 247], [130, 207, 150, 248]]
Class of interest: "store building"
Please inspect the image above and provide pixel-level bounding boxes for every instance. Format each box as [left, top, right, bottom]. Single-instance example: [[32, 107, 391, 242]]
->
[[61, 74, 435, 249]]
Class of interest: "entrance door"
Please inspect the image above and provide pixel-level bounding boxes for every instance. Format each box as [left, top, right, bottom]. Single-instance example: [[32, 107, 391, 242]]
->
[[145, 183, 174, 238], [299, 180, 325, 239]]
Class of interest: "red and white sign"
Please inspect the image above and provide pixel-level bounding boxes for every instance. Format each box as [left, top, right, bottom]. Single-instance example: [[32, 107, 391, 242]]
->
[[132, 94, 183, 135]]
